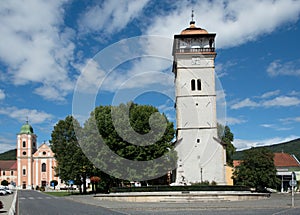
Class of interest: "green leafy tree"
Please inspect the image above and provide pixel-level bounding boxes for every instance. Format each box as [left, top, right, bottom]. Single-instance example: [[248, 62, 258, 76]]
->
[[50, 116, 93, 194], [80, 102, 177, 187], [218, 124, 236, 166], [232, 147, 280, 190], [1, 180, 8, 186]]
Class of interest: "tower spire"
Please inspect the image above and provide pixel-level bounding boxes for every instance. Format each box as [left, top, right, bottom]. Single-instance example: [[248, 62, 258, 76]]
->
[[190, 10, 195, 26], [191, 9, 194, 21]]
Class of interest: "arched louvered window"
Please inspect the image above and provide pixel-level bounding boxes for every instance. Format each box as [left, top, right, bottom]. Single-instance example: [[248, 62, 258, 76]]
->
[[197, 79, 201, 91], [41, 163, 46, 172], [191, 79, 196, 91]]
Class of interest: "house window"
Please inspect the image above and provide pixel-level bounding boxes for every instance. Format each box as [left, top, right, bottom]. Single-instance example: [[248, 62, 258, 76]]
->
[[22, 168, 26, 176], [42, 163, 46, 172], [2, 171, 5, 176], [197, 79, 201, 91], [23, 141, 26, 148], [11, 170, 13, 176], [191, 79, 196, 91]]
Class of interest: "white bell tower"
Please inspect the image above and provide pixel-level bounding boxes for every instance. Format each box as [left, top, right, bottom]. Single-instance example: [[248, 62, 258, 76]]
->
[[172, 15, 226, 185]]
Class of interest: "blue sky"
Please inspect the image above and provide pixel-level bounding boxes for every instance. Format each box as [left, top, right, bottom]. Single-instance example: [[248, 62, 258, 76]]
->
[[0, 0, 300, 153]]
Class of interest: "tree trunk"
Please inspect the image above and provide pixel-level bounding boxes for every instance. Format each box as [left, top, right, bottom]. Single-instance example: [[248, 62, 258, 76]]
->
[[91, 182, 95, 193], [82, 176, 87, 194]]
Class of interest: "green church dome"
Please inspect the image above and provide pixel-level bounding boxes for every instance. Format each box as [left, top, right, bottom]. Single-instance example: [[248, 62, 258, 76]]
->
[[19, 121, 34, 134]]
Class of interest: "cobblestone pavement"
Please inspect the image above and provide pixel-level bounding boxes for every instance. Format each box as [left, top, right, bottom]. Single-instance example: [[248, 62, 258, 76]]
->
[[65, 193, 300, 215]]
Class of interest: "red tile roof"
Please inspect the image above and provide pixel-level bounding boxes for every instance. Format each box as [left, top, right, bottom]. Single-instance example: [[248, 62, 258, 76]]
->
[[274, 153, 300, 167], [233, 153, 300, 168], [233, 160, 243, 167], [0, 160, 17, 170]]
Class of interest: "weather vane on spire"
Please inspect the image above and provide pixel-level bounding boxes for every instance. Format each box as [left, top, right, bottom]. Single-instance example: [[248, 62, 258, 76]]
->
[[26, 116, 29, 124], [190, 9, 195, 26], [191, 9, 194, 21]]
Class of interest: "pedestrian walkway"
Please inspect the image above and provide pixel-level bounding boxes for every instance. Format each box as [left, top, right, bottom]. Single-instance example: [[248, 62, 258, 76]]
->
[[0, 192, 15, 215], [65, 192, 300, 214], [19, 196, 58, 200]]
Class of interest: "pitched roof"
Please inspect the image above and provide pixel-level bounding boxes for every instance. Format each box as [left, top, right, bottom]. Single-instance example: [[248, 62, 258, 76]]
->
[[274, 153, 300, 167], [0, 160, 17, 170], [233, 160, 243, 167]]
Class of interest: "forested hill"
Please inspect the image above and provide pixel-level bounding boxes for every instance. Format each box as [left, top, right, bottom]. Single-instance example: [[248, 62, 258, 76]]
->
[[0, 149, 16, 160], [1, 138, 300, 161], [233, 138, 300, 160]]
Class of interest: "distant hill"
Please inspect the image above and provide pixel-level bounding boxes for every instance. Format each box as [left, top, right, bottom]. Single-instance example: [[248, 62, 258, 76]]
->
[[233, 138, 300, 160], [1, 139, 300, 161], [0, 149, 16, 160]]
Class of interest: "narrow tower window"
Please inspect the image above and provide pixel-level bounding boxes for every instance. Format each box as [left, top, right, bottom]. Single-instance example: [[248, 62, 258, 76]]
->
[[41, 163, 46, 172], [191, 79, 196, 91], [22, 141, 26, 148], [22, 168, 26, 176], [197, 79, 201, 91]]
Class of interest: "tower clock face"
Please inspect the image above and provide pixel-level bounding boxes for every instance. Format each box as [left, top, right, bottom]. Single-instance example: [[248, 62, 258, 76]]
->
[[192, 57, 201, 65]]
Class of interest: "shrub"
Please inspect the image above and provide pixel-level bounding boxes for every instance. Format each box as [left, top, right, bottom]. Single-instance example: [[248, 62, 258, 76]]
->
[[110, 185, 250, 193]]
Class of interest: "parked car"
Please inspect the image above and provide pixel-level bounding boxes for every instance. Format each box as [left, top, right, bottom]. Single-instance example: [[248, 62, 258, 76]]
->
[[0, 200, 3, 209], [0, 189, 7, 195], [4, 187, 13, 194]]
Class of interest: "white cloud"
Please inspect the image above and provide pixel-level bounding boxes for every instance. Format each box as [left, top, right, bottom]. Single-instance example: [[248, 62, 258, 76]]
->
[[0, 107, 53, 124], [145, 0, 300, 49], [78, 0, 150, 35], [234, 135, 300, 150], [0, 143, 15, 154], [262, 96, 300, 107], [267, 59, 300, 77], [260, 90, 281, 99], [231, 94, 300, 109], [260, 124, 273, 128], [215, 61, 237, 78], [226, 117, 247, 125], [76, 36, 174, 94], [289, 90, 300, 96], [0, 0, 75, 101], [280, 116, 300, 124], [260, 123, 292, 131], [0, 89, 5, 100], [231, 98, 259, 109], [74, 59, 107, 94]]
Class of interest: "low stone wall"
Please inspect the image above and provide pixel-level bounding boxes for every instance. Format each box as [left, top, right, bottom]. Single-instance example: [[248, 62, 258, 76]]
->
[[95, 191, 270, 202]]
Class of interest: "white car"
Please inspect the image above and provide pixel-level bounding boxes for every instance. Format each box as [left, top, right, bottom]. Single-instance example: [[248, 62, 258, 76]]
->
[[4, 187, 13, 194], [0, 189, 7, 195]]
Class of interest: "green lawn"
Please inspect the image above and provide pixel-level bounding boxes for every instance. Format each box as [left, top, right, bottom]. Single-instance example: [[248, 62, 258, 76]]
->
[[44, 191, 76, 197]]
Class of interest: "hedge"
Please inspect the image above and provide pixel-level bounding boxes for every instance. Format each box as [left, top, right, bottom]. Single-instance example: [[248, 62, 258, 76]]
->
[[110, 185, 251, 193]]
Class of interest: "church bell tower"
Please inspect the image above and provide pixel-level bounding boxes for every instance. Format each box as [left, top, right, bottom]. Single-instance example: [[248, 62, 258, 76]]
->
[[17, 121, 37, 189], [172, 14, 226, 184]]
